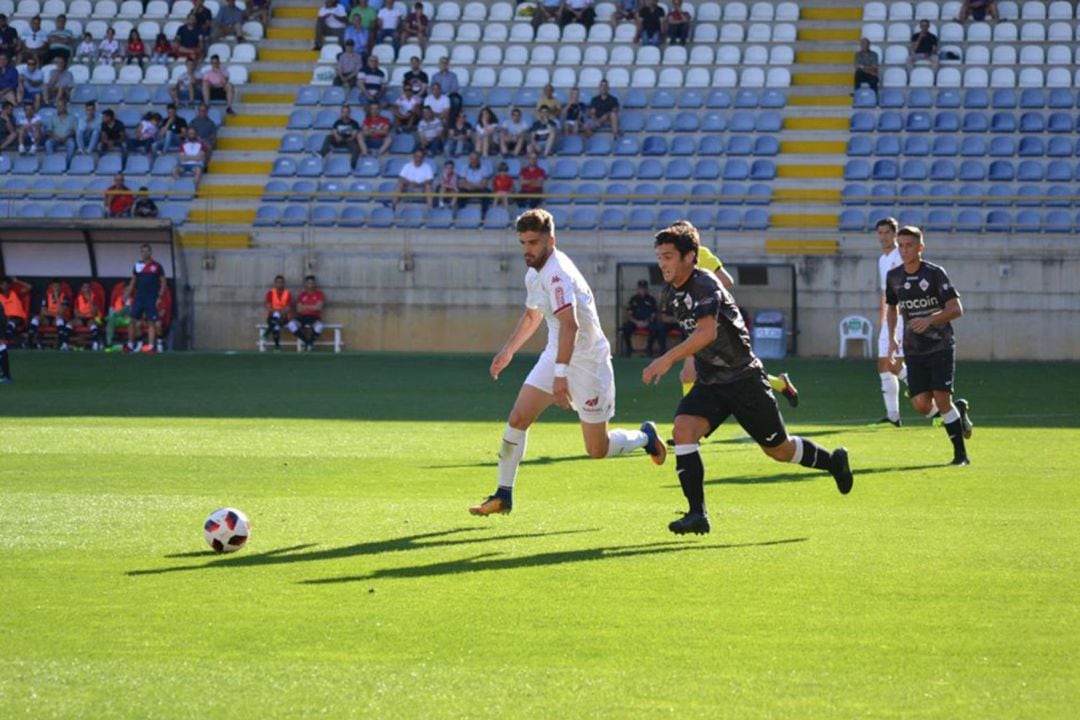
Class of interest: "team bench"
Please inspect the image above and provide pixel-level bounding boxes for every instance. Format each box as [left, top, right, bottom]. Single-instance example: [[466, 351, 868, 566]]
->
[[255, 324, 344, 353]]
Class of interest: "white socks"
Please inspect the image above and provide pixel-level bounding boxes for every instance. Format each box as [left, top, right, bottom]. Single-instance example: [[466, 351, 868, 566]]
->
[[880, 371, 901, 422], [497, 425, 528, 489], [941, 406, 960, 424], [604, 428, 648, 458]]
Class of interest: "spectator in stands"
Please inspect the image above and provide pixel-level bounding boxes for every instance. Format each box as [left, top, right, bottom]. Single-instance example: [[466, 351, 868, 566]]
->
[[315, 0, 347, 50], [43, 98, 76, 160], [27, 278, 72, 351], [190, 103, 218, 147], [15, 100, 41, 154], [348, 0, 378, 42], [956, 0, 998, 22], [20, 16, 48, 65], [423, 82, 450, 122], [286, 275, 324, 352], [392, 84, 421, 132], [155, 103, 187, 154], [564, 86, 591, 137], [201, 53, 236, 115], [192, 0, 214, 38], [174, 13, 205, 61], [636, 0, 665, 46], [535, 84, 561, 116], [394, 148, 434, 208], [263, 275, 292, 350], [133, 186, 159, 218], [360, 54, 385, 103], [528, 105, 559, 158], [130, 111, 160, 155], [43, 55, 74, 106], [402, 55, 427, 96], [445, 111, 472, 157], [437, 159, 458, 208], [0, 102, 17, 152], [245, 0, 272, 29], [212, 0, 245, 42], [124, 29, 147, 68], [375, 0, 405, 55], [335, 39, 364, 88], [456, 151, 491, 214], [77, 100, 99, 155], [321, 103, 361, 165], [104, 173, 134, 217], [0, 276, 31, 349], [560, 0, 596, 30], [0, 15, 18, 60], [17, 57, 43, 109], [532, 0, 562, 30], [343, 16, 369, 59], [173, 126, 208, 184], [399, 2, 429, 53], [666, 0, 691, 45], [151, 32, 173, 65], [98, 27, 122, 64], [853, 38, 879, 93], [99, 109, 128, 160], [587, 79, 620, 136], [46, 14, 76, 63], [611, 0, 638, 28], [907, 19, 939, 71], [415, 106, 443, 155], [0, 54, 15, 106], [75, 32, 96, 65], [620, 280, 660, 357], [474, 105, 499, 157], [360, 101, 391, 155], [124, 243, 167, 354], [518, 152, 546, 209], [499, 107, 528, 157], [491, 161, 514, 210], [71, 283, 103, 351], [430, 57, 461, 119]]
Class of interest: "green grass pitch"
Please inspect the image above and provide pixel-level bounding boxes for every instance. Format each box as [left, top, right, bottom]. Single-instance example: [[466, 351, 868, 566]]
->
[[1, 352, 1077, 718]]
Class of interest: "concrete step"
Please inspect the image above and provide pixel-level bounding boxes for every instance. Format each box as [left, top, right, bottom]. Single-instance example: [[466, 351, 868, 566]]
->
[[176, 232, 252, 250], [764, 238, 840, 254], [784, 116, 849, 130]]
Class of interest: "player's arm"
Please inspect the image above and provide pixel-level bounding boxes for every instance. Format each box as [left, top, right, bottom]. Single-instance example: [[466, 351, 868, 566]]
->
[[550, 304, 578, 408], [124, 272, 136, 301], [490, 307, 543, 380], [157, 270, 167, 299], [886, 304, 899, 357], [715, 266, 734, 289], [911, 298, 962, 333], [642, 314, 717, 385]]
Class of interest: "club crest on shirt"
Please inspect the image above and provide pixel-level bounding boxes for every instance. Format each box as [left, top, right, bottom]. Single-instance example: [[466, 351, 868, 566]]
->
[[919, 279, 930, 291]]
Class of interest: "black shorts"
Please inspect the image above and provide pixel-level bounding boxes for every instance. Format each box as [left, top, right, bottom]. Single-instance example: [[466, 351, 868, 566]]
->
[[676, 372, 787, 448], [905, 346, 955, 396], [208, 86, 227, 101]]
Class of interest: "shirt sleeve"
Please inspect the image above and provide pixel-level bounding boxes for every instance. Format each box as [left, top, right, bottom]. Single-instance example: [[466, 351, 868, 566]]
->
[[691, 276, 720, 320], [884, 273, 898, 306], [936, 267, 959, 303], [548, 273, 574, 315], [878, 257, 888, 292]]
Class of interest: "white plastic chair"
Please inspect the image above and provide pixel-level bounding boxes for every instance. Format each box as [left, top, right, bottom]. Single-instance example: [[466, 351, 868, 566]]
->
[[720, 24, 744, 42], [1045, 68, 1070, 88], [1018, 22, 1044, 42], [770, 46, 794, 65], [588, 24, 613, 42], [750, 1, 774, 20], [883, 67, 907, 87], [562, 23, 586, 42], [504, 45, 529, 64], [915, 1, 939, 20], [482, 23, 508, 42], [91, 64, 117, 84], [839, 316, 873, 359], [967, 21, 991, 41], [456, 22, 481, 42], [1017, 67, 1043, 87], [462, 1, 486, 20], [610, 45, 634, 66], [688, 46, 714, 65], [530, 45, 554, 65], [990, 68, 1015, 88], [1045, 45, 1070, 65], [775, 2, 799, 21], [773, 23, 796, 42], [889, 1, 913, 20], [471, 67, 496, 87], [524, 67, 550, 87], [429, 22, 453, 42], [862, 23, 885, 42], [556, 46, 581, 66], [552, 67, 577, 88], [684, 67, 709, 87], [743, 45, 768, 65], [712, 68, 737, 87], [535, 23, 560, 42], [476, 45, 502, 65], [144, 65, 168, 85], [1047, 1, 1072, 19], [863, 1, 886, 20], [66, 0, 92, 19], [606, 67, 629, 88], [435, 2, 460, 21], [662, 46, 687, 66], [657, 67, 683, 88], [740, 67, 765, 87], [964, 45, 989, 65], [1020, 0, 1045, 19], [489, 1, 514, 21], [724, 1, 748, 21], [449, 45, 474, 65], [1019, 47, 1045, 66], [766, 68, 791, 88], [698, 2, 721, 21], [692, 24, 718, 42], [509, 23, 533, 42], [716, 45, 741, 64], [118, 0, 142, 18], [579, 67, 603, 88], [963, 67, 989, 88], [583, 46, 608, 65], [636, 45, 660, 66], [631, 67, 656, 88], [994, 46, 1019, 65], [1047, 21, 1071, 41]]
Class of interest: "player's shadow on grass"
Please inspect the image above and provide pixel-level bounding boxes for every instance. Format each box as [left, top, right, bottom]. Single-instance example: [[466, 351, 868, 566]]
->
[[126, 527, 596, 577], [426, 454, 593, 470], [301, 537, 808, 585], [685, 461, 947, 487]]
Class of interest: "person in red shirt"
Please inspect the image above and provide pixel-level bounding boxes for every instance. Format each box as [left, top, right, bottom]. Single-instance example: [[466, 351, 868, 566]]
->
[[360, 102, 391, 156], [286, 275, 325, 351], [263, 274, 293, 350], [518, 152, 547, 209], [71, 282, 103, 350], [28, 277, 72, 350], [105, 173, 134, 218], [491, 161, 514, 210]]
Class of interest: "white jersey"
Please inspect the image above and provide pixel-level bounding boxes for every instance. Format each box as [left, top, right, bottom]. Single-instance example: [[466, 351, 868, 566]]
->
[[878, 247, 902, 293], [878, 246, 904, 357], [525, 248, 610, 367]]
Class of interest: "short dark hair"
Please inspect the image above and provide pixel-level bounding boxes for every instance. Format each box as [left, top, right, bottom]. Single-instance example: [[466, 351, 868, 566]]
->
[[140, 243, 151, 251], [653, 222, 700, 261], [304, 274, 316, 282], [274, 274, 285, 281], [103, 109, 115, 118], [876, 216, 899, 232], [516, 208, 555, 236], [897, 225, 924, 243]]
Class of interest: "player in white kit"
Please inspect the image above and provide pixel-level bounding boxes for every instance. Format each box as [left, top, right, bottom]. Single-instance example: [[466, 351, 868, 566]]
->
[[875, 217, 906, 426], [470, 209, 667, 516]]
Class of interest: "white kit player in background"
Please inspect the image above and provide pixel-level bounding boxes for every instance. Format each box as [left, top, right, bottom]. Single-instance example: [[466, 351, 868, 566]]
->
[[469, 208, 667, 516]]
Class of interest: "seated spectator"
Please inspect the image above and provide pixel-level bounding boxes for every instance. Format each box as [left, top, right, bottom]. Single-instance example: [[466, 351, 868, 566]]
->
[[532, 0, 562, 30], [262, 274, 292, 350], [124, 29, 147, 68], [402, 55, 427, 96], [491, 161, 514, 209], [335, 39, 364, 88], [45, 14, 76, 63], [518, 152, 546, 209], [535, 84, 561, 116], [151, 32, 173, 65], [27, 278, 72, 350], [18, 57, 43, 110], [43, 55, 74, 106], [0, 14, 18, 60], [348, 0, 378, 41], [430, 57, 461, 119], [133, 186, 159, 218], [171, 58, 200, 106], [71, 282, 104, 350], [853, 38, 879, 93], [245, 0, 272, 28], [75, 32, 96, 64], [907, 19, 939, 70], [104, 173, 134, 217], [620, 279, 660, 357], [98, 27, 122, 64], [360, 102, 391, 155], [499, 107, 528, 157], [436, 159, 458, 208], [173, 127, 208, 184], [315, 0, 347, 50], [360, 54, 385, 103], [0, 101, 17, 152], [174, 14, 205, 61], [636, 0, 665, 46], [190, 103, 218, 147], [415, 106, 443, 155], [399, 2, 429, 53], [285, 275, 325, 351], [375, 0, 405, 55], [15, 100, 41, 153], [20, 16, 48, 65], [456, 151, 491, 213], [212, 0, 245, 42], [473, 105, 499, 156], [321, 103, 361, 165], [0, 276, 31, 348], [394, 148, 434, 208], [560, 0, 596, 30], [445, 111, 472, 157], [528, 106, 558, 158], [130, 111, 159, 155], [423, 82, 450, 122], [666, 0, 691, 45], [77, 100, 98, 154], [155, 102, 187, 154], [201, 53, 236, 115], [343, 16, 369, 59], [42, 98, 76, 160], [611, 0, 638, 27], [192, 0, 214, 38], [587, 80, 620, 136], [956, 0, 998, 22], [104, 285, 132, 350], [391, 84, 420, 132], [0, 54, 15, 106], [562, 86, 589, 137]]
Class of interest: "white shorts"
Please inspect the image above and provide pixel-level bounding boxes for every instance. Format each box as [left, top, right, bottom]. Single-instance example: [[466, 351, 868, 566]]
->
[[524, 355, 616, 424], [878, 319, 904, 358]]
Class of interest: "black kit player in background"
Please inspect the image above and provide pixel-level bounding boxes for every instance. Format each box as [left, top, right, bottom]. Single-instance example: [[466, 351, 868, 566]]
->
[[641, 223, 854, 535], [885, 226, 973, 466]]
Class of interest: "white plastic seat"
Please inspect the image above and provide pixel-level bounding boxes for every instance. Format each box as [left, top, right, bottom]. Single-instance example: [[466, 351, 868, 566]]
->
[[422, 43, 448, 65], [914, 1, 939, 20], [169, 64, 189, 83], [594, 1, 616, 22], [476, 45, 502, 65], [1047, 22, 1072, 41], [1018, 22, 1044, 42], [712, 45, 738, 65], [697, 1, 721, 21], [1020, 1, 1045, 19], [1045, 68, 1070, 88], [229, 65, 248, 85], [720, 24, 744, 42], [1046, 45, 1070, 65], [69, 63, 90, 84], [562, 23, 586, 42], [766, 68, 791, 88], [862, 23, 885, 42], [631, 67, 656, 88], [967, 22, 991, 41], [688, 46, 713, 65], [613, 23, 636, 41], [435, 2, 460, 21], [397, 46, 422, 64], [939, 22, 963, 42], [839, 316, 873, 359], [91, 0, 117, 18], [578, 67, 603, 88], [1016, 46, 1041, 65], [610, 45, 634, 66], [770, 46, 794, 65], [66, 0, 92, 19], [535, 23, 559, 42], [241, 20, 262, 41], [84, 20, 107, 39], [207, 42, 231, 62], [489, 1, 514, 21], [456, 22, 481, 42], [41, 0, 63, 15], [746, 23, 770, 42], [462, 1, 486, 20], [556, 45, 581, 66], [657, 67, 683, 88], [583, 46, 608, 65], [111, 20, 133, 38], [883, 67, 907, 87], [429, 23, 453, 42], [963, 67, 989, 88], [662, 45, 687, 66], [964, 45, 989, 65], [482, 23, 508, 42], [775, 2, 799, 21], [773, 23, 796, 42], [15, 0, 40, 15], [684, 67, 709, 87], [692, 24, 718, 42], [509, 23, 533, 42], [884, 46, 908, 65], [743, 45, 768, 65], [317, 44, 339, 63], [1048, 1, 1072, 19], [118, 0, 142, 18], [863, 1, 886, 20], [712, 68, 737, 88], [91, 65, 117, 84], [910, 67, 934, 87], [371, 44, 394, 65], [990, 68, 1015, 88], [750, 1, 773, 20], [989, 22, 1016, 41], [170, 0, 193, 18], [524, 67, 551, 87], [530, 45, 554, 65], [144, 65, 168, 85], [889, 1, 913, 20], [552, 67, 577, 88], [886, 22, 910, 42], [137, 20, 160, 40], [471, 67, 495, 87], [724, 1, 748, 20], [606, 67, 629, 88], [941, 0, 962, 18], [588, 24, 613, 42], [636, 46, 660, 66], [504, 45, 528, 64], [991, 46, 1017, 64], [449, 45, 475, 65]]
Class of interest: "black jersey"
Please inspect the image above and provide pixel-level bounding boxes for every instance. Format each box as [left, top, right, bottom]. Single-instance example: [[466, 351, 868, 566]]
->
[[884, 260, 960, 356], [627, 293, 657, 321], [661, 268, 762, 384]]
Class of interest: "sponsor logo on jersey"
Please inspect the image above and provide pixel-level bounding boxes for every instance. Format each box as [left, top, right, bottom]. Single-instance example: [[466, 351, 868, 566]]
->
[[584, 396, 599, 408], [554, 286, 565, 307], [919, 279, 930, 292], [898, 296, 940, 311], [550, 275, 562, 284]]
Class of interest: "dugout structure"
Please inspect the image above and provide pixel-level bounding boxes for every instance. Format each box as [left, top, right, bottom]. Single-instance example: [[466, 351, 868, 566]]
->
[[0, 219, 188, 349], [616, 260, 798, 357]]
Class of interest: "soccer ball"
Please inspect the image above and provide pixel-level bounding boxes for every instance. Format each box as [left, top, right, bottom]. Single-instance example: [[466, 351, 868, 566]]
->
[[203, 508, 251, 553]]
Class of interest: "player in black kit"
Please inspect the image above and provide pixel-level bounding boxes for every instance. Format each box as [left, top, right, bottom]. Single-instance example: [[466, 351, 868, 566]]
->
[[642, 223, 854, 535], [885, 226, 973, 465]]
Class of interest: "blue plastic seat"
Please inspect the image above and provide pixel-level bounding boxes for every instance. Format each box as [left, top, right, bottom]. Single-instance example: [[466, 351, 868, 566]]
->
[[627, 207, 656, 230], [936, 89, 961, 108], [1046, 113, 1072, 133], [1046, 88, 1071, 109], [673, 112, 699, 132], [651, 89, 676, 108], [749, 160, 775, 181], [558, 135, 584, 156], [644, 113, 672, 133], [287, 110, 313, 129], [701, 112, 726, 132], [755, 112, 782, 133], [761, 90, 786, 109], [850, 111, 874, 132], [623, 88, 649, 108], [732, 89, 757, 109], [641, 136, 668, 156], [544, 181, 573, 204], [585, 135, 613, 155], [1046, 160, 1072, 182], [717, 182, 746, 205], [989, 137, 1019, 157], [309, 205, 336, 226], [960, 136, 987, 157], [875, 135, 901, 156], [612, 136, 639, 156], [908, 88, 933, 108], [931, 136, 959, 156], [288, 179, 317, 201], [985, 210, 1011, 232], [686, 158, 718, 181], [353, 156, 379, 177], [716, 208, 741, 230], [1014, 209, 1040, 232], [746, 184, 771, 205], [728, 111, 755, 133], [955, 184, 982, 207], [637, 159, 663, 180], [317, 180, 344, 201], [1013, 161, 1042, 182], [871, 183, 897, 205], [279, 133, 305, 153], [842, 183, 868, 205], [619, 110, 645, 133], [337, 205, 366, 227], [930, 160, 957, 181], [872, 159, 898, 181], [985, 184, 1012, 206], [254, 205, 280, 226], [599, 208, 627, 229], [1044, 210, 1072, 233], [567, 207, 598, 230], [39, 154, 67, 176], [366, 206, 394, 228], [1018, 88, 1044, 109], [664, 159, 691, 180], [609, 159, 635, 180], [262, 179, 289, 201], [954, 209, 981, 232], [958, 160, 986, 181], [394, 206, 424, 228], [685, 207, 713, 230], [844, 159, 871, 181], [95, 155, 121, 176], [899, 183, 926, 204], [838, 208, 865, 230], [988, 160, 1014, 181], [688, 183, 714, 205], [848, 136, 871, 156], [754, 137, 779, 156], [990, 112, 1017, 133], [963, 89, 989, 109], [1044, 137, 1071, 157], [580, 158, 607, 180], [878, 111, 903, 132], [486, 87, 512, 107], [724, 160, 750, 181], [295, 86, 320, 106], [513, 88, 540, 107], [903, 136, 930, 156], [550, 159, 579, 180], [900, 160, 928, 181], [1018, 112, 1045, 134], [461, 87, 485, 107], [322, 156, 352, 178], [962, 112, 989, 133], [897, 209, 924, 227], [705, 89, 732, 108], [991, 89, 1017, 109], [743, 208, 769, 230], [857, 88, 883, 107], [297, 156, 324, 177], [726, 135, 752, 156], [271, 157, 298, 177], [29, 177, 54, 199], [934, 111, 960, 132], [55, 178, 86, 200], [925, 209, 953, 231], [906, 112, 931, 132], [669, 136, 696, 156]]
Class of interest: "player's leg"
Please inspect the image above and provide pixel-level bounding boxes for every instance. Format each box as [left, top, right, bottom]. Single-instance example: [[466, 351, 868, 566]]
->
[[669, 412, 714, 534], [572, 359, 664, 463], [0, 308, 10, 382], [876, 324, 902, 426], [767, 372, 799, 407], [930, 347, 970, 465], [88, 319, 101, 350], [56, 315, 70, 350], [27, 313, 42, 348], [267, 311, 282, 348], [310, 319, 324, 349], [143, 304, 158, 352]]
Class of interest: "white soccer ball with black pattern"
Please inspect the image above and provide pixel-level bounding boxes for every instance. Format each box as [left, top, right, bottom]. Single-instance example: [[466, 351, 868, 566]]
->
[[203, 508, 251, 553]]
